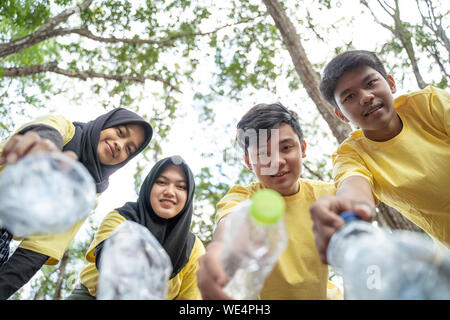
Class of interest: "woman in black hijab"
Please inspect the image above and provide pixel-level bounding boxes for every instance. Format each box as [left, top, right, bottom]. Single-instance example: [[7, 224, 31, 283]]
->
[[1, 107, 153, 192], [0, 108, 153, 299], [67, 156, 205, 300]]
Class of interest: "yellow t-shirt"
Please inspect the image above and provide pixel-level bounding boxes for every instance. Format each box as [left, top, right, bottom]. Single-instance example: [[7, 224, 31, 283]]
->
[[80, 210, 205, 300], [0, 115, 97, 265], [333, 86, 450, 244], [216, 179, 342, 300]]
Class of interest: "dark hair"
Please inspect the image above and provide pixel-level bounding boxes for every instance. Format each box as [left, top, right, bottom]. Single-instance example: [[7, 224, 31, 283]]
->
[[319, 50, 388, 109], [236, 102, 304, 156]]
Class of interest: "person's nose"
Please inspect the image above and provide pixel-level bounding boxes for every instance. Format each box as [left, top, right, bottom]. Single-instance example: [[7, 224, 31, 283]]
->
[[113, 139, 124, 157], [275, 151, 286, 167], [269, 151, 285, 172], [360, 89, 374, 106], [162, 184, 176, 198]]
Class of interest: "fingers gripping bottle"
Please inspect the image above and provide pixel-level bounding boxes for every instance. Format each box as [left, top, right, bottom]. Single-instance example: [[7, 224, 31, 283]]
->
[[327, 211, 450, 299], [221, 189, 288, 300]]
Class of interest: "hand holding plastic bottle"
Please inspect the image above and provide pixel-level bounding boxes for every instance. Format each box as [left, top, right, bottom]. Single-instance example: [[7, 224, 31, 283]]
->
[[309, 193, 375, 264], [0, 131, 77, 165], [328, 211, 450, 299], [220, 189, 288, 300], [198, 189, 288, 300], [0, 152, 96, 237], [197, 240, 232, 300]]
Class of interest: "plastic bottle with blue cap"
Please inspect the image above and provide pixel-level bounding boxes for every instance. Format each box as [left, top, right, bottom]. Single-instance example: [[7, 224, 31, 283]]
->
[[220, 189, 288, 299], [327, 211, 450, 299]]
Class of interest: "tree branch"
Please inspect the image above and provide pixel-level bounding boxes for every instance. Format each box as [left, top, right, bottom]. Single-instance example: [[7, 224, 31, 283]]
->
[[377, 0, 395, 18], [0, 0, 93, 59], [58, 21, 246, 46], [380, 0, 396, 15], [303, 162, 325, 180], [361, 0, 428, 89], [1, 62, 182, 92], [416, 0, 450, 61], [0, 14, 265, 59], [360, 0, 393, 31], [35, 0, 93, 33]]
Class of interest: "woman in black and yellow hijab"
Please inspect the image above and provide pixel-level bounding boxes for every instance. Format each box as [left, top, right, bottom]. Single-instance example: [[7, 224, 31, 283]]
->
[[0, 108, 153, 299], [67, 155, 205, 300]]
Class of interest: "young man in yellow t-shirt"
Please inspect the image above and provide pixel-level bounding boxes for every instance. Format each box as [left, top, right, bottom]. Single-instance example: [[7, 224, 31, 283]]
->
[[309, 50, 450, 264], [197, 103, 341, 300]]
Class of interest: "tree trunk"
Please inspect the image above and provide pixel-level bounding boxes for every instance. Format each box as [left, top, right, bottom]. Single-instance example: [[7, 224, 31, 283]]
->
[[52, 250, 69, 300], [262, 0, 351, 144], [263, 0, 422, 232], [376, 203, 423, 232]]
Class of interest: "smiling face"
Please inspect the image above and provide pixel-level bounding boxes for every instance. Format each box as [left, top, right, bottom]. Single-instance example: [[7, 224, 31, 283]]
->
[[244, 123, 306, 197], [333, 65, 402, 141], [97, 123, 146, 165], [150, 164, 188, 219]]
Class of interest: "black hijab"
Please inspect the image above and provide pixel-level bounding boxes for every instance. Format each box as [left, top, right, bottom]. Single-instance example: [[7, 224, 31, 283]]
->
[[63, 108, 153, 193], [116, 156, 196, 279]]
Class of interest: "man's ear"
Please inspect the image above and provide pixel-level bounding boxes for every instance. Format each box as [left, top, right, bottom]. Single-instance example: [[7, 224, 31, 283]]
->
[[244, 155, 253, 171], [300, 140, 307, 158], [334, 108, 349, 123], [387, 75, 397, 94]]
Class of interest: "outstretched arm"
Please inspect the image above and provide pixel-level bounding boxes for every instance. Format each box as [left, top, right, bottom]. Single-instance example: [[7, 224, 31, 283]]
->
[[0, 125, 76, 165]]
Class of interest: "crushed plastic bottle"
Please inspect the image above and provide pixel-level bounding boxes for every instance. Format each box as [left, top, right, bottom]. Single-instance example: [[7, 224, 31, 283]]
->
[[221, 189, 288, 300], [327, 211, 450, 299], [0, 153, 97, 237], [97, 221, 173, 300]]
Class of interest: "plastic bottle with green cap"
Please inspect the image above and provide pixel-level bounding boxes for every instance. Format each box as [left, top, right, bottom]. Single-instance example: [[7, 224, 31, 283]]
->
[[221, 189, 288, 299]]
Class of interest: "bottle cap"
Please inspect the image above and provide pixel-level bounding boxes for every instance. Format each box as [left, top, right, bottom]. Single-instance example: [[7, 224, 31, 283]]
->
[[250, 189, 285, 225], [340, 211, 361, 224]]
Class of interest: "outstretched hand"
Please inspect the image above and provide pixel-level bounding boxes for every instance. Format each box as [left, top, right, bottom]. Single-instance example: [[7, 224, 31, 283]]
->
[[309, 194, 375, 264], [197, 241, 233, 300]]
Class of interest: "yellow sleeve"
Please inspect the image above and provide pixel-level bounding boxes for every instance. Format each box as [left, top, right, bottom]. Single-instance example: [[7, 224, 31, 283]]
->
[[215, 184, 260, 223], [429, 86, 450, 136], [0, 115, 75, 173], [85, 210, 126, 263], [173, 237, 206, 300], [309, 180, 337, 199], [332, 142, 376, 191], [15, 114, 76, 146], [18, 217, 88, 265]]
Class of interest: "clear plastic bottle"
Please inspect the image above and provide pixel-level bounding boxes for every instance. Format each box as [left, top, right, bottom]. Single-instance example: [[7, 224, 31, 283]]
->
[[0, 153, 96, 237], [97, 221, 172, 300], [221, 189, 288, 300], [327, 211, 450, 299]]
